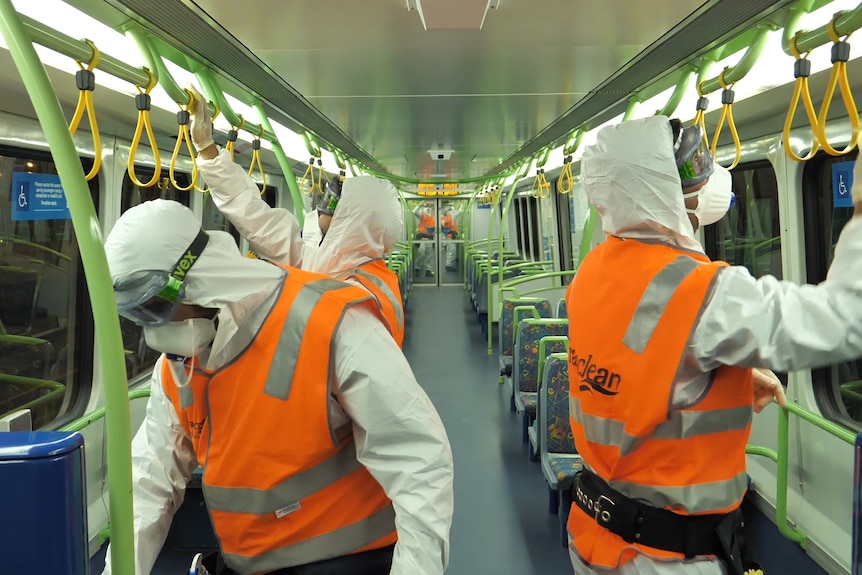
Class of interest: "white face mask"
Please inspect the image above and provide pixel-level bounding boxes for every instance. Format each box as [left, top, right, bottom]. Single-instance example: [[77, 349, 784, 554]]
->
[[143, 317, 216, 358], [683, 164, 734, 226]]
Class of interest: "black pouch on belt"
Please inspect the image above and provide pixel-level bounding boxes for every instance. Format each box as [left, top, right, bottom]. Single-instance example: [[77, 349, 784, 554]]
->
[[714, 509, 766, 575]]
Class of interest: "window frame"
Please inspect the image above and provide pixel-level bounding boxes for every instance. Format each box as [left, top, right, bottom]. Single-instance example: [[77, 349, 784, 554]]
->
[[0, 144, 97, 429]]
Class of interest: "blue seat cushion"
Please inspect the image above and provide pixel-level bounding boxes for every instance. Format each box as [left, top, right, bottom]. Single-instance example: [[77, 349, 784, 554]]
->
[[548, 455, 582, 490]]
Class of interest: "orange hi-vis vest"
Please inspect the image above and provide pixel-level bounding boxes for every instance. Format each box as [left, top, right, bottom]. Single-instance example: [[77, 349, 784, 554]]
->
[[348, 258, 405, 348], [442, 214, 458, 237], [419, 212, 435, 234], [162, 269, 397, 575], [565, 236, 753, 568]]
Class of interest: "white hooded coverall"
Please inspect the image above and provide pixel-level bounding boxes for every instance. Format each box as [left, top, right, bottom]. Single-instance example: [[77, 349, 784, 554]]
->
[[99, 200, 453, 575], [196, 149, 404, 283], [569, 116, 862, 575]]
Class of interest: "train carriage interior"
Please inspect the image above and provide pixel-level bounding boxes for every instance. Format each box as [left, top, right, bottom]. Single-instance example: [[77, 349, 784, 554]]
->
[[3, 0, 862, 574]]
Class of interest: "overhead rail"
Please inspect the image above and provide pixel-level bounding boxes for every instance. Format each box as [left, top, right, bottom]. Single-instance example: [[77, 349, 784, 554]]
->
[[0, 2, 135, 574], [656, 65, 696, 117]]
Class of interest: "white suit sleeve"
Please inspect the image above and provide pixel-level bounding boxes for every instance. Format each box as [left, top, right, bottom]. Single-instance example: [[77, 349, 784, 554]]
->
[[196, 148, 304, 266], [101, 359, 198, 575], [692, 216, 862, 372], [332, 306, 454, 575]]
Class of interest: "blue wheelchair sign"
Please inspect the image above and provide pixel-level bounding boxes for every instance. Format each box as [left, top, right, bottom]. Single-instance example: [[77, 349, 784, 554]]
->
[[834, 162, 855, 208]]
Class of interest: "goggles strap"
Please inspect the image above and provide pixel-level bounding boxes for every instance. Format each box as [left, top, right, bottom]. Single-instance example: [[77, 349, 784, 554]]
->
[[170, 229, 209, 282]]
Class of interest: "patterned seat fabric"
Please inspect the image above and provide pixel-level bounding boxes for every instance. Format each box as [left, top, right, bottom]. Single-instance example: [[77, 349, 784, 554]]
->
[[514, 321, 568, 395], [545, 358, 576, 455], [499, 298, 553, 359], [548, 456, 582, 489], [556, 298, 567, 319]]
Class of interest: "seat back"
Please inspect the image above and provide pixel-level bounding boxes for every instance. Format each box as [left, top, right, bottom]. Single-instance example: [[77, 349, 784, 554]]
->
[[499, 297, 552, 360], [556, 298, 567, 319], [541, 354, 576, 455], [514, 319, 568, 393]]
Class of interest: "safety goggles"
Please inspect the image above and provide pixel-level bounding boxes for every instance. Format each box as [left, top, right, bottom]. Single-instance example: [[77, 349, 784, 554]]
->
[[674, 124, 714, 189], [113, 229, 209, 326], [316, 182, 341, 216]]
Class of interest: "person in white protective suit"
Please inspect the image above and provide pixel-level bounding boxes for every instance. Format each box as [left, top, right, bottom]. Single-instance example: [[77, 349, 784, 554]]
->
[[412, 202, 436, 276], [98, 199, 453, 575], [565, 114, 862, 575], [185, 85, 406, 347]]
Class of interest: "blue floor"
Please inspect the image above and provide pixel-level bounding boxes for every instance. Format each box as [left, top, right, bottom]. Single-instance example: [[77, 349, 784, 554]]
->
[[92, 285, 573, 574]]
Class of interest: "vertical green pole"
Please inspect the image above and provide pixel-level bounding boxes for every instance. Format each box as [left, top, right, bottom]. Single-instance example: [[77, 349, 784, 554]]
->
[[0, 2, 134, 573], [252, 102, 305, 227]]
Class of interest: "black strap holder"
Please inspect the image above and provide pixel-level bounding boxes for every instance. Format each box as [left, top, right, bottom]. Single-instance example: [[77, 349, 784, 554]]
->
[[572, 469, 758, 574]]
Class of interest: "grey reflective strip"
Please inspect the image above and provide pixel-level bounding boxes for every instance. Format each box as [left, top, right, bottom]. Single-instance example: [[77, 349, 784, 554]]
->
[[622, 256, 702, 354], [178, 384, 194, 410], [264, 278, 351, 400], [222, 504, 396, 573], [572, 398, 752, 456], [168, 362, 195, 409], [203, 443, 361, 514], [609, 471, 749, 513], [356, 269, 403, 335]]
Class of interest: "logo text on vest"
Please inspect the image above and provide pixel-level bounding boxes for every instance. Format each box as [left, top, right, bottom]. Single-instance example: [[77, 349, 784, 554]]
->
[[569, 347, 622, 396], [189, 418, 206, 439]]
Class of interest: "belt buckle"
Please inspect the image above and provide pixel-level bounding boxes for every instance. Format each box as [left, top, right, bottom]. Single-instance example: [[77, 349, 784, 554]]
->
[[595, 494, 615, 524]]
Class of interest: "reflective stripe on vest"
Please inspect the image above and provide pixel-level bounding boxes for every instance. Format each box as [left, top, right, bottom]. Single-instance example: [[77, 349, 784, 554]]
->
[[621, 256, 701, 354], [264, 277, 346, 400], [565, 237, 753, 567], [355, 268, 404, 336], [222, 505, 396, 574]]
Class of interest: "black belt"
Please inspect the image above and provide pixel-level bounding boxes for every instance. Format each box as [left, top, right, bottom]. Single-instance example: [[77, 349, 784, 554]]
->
[[572, 469, 741, 560]]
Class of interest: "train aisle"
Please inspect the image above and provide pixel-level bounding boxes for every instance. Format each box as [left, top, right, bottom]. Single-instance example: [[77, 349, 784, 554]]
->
[[403, 286, 573, 575]]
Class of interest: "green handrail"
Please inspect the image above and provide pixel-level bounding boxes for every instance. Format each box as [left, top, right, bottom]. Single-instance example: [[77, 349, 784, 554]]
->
[[18, 14, 151, 87], [746, 399, 856, 550], [252, 101, 305, 227], [0, 374, 66, 417], [698, 24, 772, 96], [656, 65, 695, 117], [0, 3, 135, 574], [61, 388, 152, 433], [787, 1, 862, 55]]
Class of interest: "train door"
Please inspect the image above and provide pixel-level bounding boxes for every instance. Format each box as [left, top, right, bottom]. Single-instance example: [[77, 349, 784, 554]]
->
[[438, 198, 468, 285], [408, 198, 438, 285]]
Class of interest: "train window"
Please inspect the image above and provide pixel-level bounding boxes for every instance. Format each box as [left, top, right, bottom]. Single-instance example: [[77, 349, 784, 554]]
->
[[539, 192, 555, 263], [0, 147, 97, 428], [703, 160, 787, 387], [554, 178, 573, 272], [119, 168, 194, 383], [802, 149, 861, 429], [121, 169, 192, 213], [202, 192, 240, 246], [514, 199, 523, 255], [259, 183, 277, 208], [703, 161, 783, 280], [528, 196, 541, 260]]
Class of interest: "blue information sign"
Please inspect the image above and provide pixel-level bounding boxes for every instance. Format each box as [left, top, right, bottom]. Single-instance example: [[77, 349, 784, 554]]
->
[[11, 172, 71, 221], [477, 203, 491, 210], [833, 162, 855, 208]]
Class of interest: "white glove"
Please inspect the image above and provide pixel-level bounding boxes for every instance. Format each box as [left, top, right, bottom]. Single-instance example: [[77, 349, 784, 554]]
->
[[185, 82, 214, 152], [853, 153, 862, 204], [752, 368, 787, 413]]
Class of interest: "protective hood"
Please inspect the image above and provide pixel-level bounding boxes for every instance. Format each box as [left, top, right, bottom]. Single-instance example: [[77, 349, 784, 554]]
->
[[305, 176, 404, 279], [581, 115, 703, 253], [105, 199, 284, 367]]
